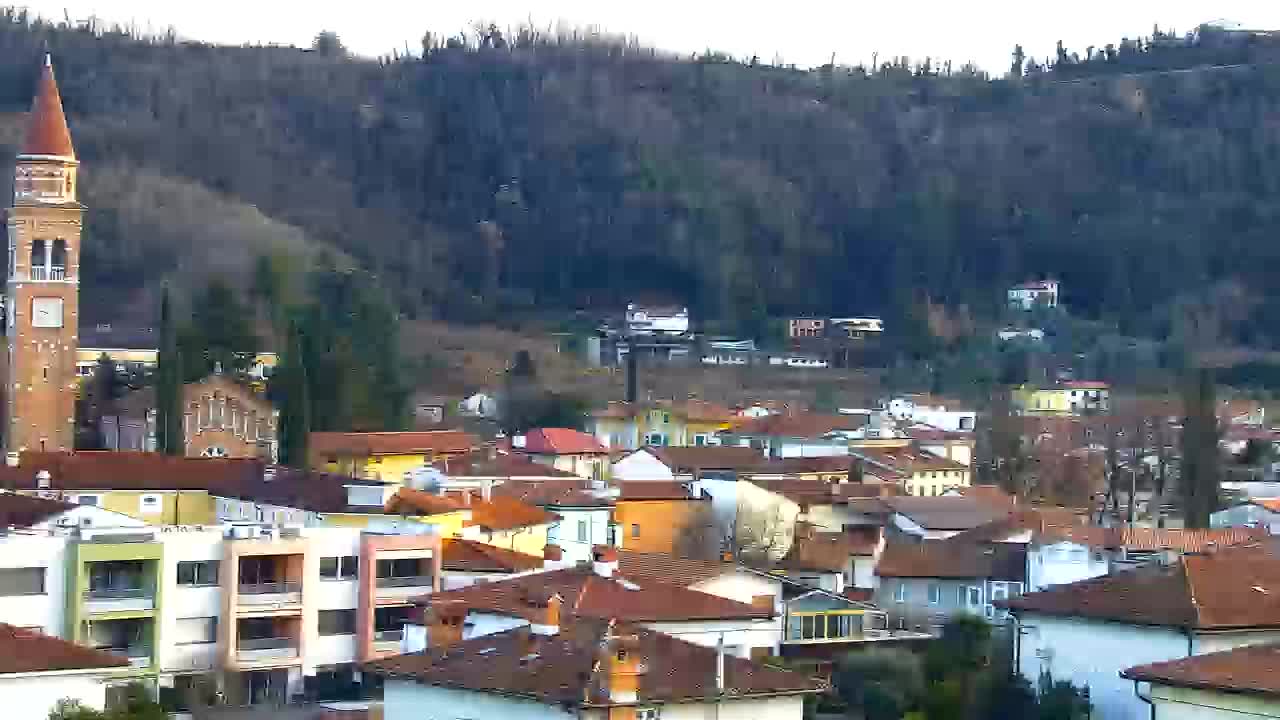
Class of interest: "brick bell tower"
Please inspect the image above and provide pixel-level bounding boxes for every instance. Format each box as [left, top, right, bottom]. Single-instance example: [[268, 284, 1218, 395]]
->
[[4, 55, 82, 453]]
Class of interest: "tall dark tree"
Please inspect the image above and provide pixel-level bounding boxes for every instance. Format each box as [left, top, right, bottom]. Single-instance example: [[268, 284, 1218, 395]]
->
[[155, 287, 184, 456], [273, 318, 311, 467], [180, 279, 258, 381], [1180, 366, 1221, 528]]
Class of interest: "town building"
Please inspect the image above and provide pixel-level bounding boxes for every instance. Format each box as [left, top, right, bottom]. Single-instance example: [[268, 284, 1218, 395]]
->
[[1213, 498, 1280, 534], [624, 303, 690, 336], [885, 394, 976, 432], [486, 480, 616, 564], [309, 431, 477, 481], [1007, 279, 1060, 310], [439, 538, 543, 590], [850, 445, 971, 496], [371, 617, 822, 720], [4, 57, 82, 454], [719, 413, 867, 459], [589, 399, 735, 450], [1122, 643, 1280, 720], [0, 622, 130, 718], [1002, 543, 1280, 720], [874, 541, 1025, 633], [75, 324, 278, 387], [612, 481, 713, 556], [513, 428, 610, 480], [788, 318, 826, 339], [611, 445, 762, 482], [1012, 382, 1111, 415]]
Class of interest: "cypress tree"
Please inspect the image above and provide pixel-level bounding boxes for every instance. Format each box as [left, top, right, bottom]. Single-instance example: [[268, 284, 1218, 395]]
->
[[156, 286, 184, 455], [276, 318, 310, 467]]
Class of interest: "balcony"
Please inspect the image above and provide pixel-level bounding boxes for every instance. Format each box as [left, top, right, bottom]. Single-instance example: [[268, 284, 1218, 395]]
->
[[373, 629, 403, 652], [103, 646, 152, 669], [28, 265, 65, 281], [375, 575, 434, 598], [235, 637, 298, 663], [84, 587, 155, 614], [237, 582, 302, 608]]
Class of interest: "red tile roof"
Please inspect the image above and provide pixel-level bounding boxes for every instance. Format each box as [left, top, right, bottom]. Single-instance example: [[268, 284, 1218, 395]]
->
[[434, 451, 579, 479], [466, 494, 561, 531], [876, 542, 1025, 580], [489, 480, 612, 508], [616, 482, 699, 501], [385, 488, 468, 516], [1122, 643, 1280, 696], [0, 492, 73, 528], [425, 565, 772, 623], [779, 530, 880, 572], [615, 550, 740, 587], [441, 539, 544, 573], [0, 623, 127, 674], [730, 413, 867, 438], [310, 430, 477, 458], [849, 496, 1010, 531], [20, 60, 74, 159], [953, 511, 1264, 554], [366, 620, 821, 706], [520, 428, 608, 455], [852, 446, 968, 475], [1003, 542, 1280, 628], [750, 479, 903, 507]]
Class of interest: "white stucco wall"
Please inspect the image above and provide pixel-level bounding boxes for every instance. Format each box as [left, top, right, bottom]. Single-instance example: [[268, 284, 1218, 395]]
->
[[734, 482, 801, 560], [303, 528, 363, 675], [602, 695, 807, 720], [690, 571, 782, 612], [611, 450, 675, 481], [384, 680, 575, 720], [158, 528, 225, 673], [642, 618, 781, 657], [0, 672, 111, 719], [1028, 542, 1110, 592], [311, 634, 358, 666], [0, 534, 68, 637], [1148, 683, 1280, 720], [547, 507, 613, 563]]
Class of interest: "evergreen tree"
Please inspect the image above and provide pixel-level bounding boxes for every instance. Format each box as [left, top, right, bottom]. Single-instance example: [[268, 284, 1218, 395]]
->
[[273, 318, 311, 467], [155, 287, 183, 456], [1180, 366, 1221, 528], [180, 279, 258, 380]]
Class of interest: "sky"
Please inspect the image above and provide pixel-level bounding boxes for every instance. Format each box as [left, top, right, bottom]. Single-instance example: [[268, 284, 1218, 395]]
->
[[29, 1, 1280, 72]]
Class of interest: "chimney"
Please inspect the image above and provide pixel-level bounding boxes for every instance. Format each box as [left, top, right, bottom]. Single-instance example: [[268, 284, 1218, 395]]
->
[[592, 545, 619, 577], [720, 550, 734, 563], [512, 434, 527, 449], [5, 452, 18, 467], [480, 479, 493, 502], [716, 634, 726, 694], [523, 588, 562, 636], [36, 470, 51, 489], [606, 634, 646, 705], [543, 544, 564, 569], [427, 602, 467, 649]]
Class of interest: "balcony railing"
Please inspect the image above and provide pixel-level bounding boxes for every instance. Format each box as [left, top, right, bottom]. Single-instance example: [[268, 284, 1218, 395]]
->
[[239, 581, 301, 595], [86, 587, 149, 599], [29, 265, 65, 281], [83, 587, 155, 613], [235, 637, 298, 663], [373, 629, 404, 643], [376, 576, 433, 589], [103, 646, 152, 669]]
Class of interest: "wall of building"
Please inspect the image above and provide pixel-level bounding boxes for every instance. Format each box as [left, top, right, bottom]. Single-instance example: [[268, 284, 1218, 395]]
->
[[0, 534, 67, 637], [383, 680, 576, 720], [905, 469, 970, 497], [580, 695, 808, 720], [1149, 684, 1280, 720], [641, 618, 781, 658], [546, 507, 613, 564], [309, 528, 362, 669], [690, 572, 783, 614], [357, 531, 440, 661], [157, 528, 224, 675], [610, 450, 676, 481], [1028, 542, 1110, 592], [613, 498, 710, 555], [733, 482, 801, 561], [0, 672, 111, 719]]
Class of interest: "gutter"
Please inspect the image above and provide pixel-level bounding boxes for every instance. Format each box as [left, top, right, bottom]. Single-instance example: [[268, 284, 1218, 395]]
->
[[1131, 679, 1155, 720]]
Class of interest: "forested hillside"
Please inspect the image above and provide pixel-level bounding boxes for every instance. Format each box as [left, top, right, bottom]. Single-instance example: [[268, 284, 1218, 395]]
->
[[3, 10, 1280, 344]]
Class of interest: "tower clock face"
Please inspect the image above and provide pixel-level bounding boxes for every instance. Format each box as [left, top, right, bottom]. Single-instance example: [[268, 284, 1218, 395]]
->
[[31, 297, 63, 328]]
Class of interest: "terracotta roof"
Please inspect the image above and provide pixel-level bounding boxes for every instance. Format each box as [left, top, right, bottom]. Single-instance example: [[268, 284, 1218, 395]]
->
[[0, 492, 73, 528], [1122, 643, 1280, 696], [616, 482, 699, 501], [730, 413, 866, 438], [748, 456, 855, 476], [876, 541, 1025, 580], [615, 550, 741, 587], [0, 622, 127, 674], [489, 480, 613, 508], [954, 485, 1018, 508], [1256, 499, 1280, 513], [310, 430, 477, 458], [946, 507, 1089, 544], [779, 529, 880, 572], [366, 620, 821, 706], [849, 496, 1010, 531], [646, 446, 764, 472], [750, 478, 899, 507], [953, 512, 1265, 554], [20, 59, 75, 159], [1003, 542, 1280, 628], [852, 446, 967, 475], [520, 428, 608, 455], [434, 451, 578, 479], [425, 565, 773, 623], [466, 494, 561, 531], [441, 539, 544, 573]]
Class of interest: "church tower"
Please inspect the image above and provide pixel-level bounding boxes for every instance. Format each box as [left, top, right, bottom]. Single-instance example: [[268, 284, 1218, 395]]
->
[[4, 55, 82, 453]]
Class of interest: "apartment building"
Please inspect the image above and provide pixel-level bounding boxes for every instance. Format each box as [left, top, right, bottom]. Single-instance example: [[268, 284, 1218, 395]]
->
[[0, 521, 441, 706]]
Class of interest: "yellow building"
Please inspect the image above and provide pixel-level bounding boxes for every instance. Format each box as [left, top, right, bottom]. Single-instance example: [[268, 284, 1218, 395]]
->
[[851, 446, 971, 497], [310, 430, 477, 480], [75, 344, 278, 387], [386, 487, 555, 556], [1011, 382, 1110, 416], [588, 399, 735, 450]]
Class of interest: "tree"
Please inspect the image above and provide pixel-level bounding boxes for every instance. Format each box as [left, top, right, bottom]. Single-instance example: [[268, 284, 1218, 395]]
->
[[155, 286, 184, 456], [273, 318, 311, 467], [1180, 366, 1221, 528], [49, 683, 166, 720], [833, 648, 925, 720], [180, 279, 259, 380], [733, 501, 791, 565]]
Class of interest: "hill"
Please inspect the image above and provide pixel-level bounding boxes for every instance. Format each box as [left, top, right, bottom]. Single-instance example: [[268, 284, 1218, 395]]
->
[[3, 11, 1280, 347]]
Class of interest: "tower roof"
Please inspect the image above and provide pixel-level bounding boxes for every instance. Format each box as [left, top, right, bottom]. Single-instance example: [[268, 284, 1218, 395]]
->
[[20, 55, 75, 160]]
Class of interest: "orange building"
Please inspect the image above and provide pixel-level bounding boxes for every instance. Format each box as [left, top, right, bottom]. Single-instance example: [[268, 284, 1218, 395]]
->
[[613, 482, 714, 556], [4, 56, 82, 454]]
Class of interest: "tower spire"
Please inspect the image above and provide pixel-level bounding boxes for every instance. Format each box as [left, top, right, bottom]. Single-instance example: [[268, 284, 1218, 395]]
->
[[20, 56, 74, 159]]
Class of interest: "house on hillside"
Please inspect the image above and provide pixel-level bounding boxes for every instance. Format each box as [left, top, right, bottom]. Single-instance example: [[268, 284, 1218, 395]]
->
[[719, 413, 867, 459], [1012, 382, 1111, 416], [1002, 543, 1280, 720], [850, 445, 971, 496], [588, 399, 735, 450], [611, 445, 762, 482], [874, 541, 1025, 633], [488, 479, 616, 563], [310, 430, 477, 481], [624, 303, 690, 336], [1008, 279, 1060, 310]]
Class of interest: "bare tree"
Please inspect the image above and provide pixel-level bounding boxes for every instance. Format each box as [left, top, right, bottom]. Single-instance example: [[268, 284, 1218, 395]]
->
[[733, 501, 792, 566]]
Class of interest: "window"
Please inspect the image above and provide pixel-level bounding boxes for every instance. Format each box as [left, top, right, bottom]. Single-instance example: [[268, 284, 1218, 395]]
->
[[636, 708, 661, 720], [174, 617, 217, 645], [0, 567, 45, 595], [893, 582, 906, 603], [577, 519, 588, 543], [139, 494, 162, 514], [693, 434, 708, 446], [662, 413, 670, 424], [320, 556, 359, 580], [76, 494, 100, 507], [176, 560, 219, 587], [631, 523, 640, 539], [318, 609, 357, 636], [928, 583, 941, 605]]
